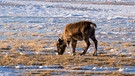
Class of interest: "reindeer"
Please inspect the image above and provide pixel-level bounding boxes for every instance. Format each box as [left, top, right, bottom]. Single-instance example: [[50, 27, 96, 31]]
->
[[56, 21, 98, 56]]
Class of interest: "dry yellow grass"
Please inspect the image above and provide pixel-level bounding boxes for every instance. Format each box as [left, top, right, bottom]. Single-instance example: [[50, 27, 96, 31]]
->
[[0, 53, 135, 67], [0, 39, 135, 75], [122, 42, 135, 47]]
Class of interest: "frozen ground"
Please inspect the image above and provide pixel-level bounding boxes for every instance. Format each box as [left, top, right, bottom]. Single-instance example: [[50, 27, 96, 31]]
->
[[0, 0, 135, 75]]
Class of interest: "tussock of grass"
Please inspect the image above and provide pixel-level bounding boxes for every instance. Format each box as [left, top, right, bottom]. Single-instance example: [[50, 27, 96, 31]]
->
[[122, 42, 134, 47]]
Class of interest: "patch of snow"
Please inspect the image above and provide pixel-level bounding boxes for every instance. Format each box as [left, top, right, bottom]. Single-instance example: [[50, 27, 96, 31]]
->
[[119, 66, 135, 74]]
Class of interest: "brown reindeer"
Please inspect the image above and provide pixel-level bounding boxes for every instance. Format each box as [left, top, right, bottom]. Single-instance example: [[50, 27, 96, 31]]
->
[[56, 21, 98, 56]]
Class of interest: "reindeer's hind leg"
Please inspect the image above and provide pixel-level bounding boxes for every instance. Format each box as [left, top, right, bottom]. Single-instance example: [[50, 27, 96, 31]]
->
[[91, 35, 98, 56], [80, 38, 90, 56]]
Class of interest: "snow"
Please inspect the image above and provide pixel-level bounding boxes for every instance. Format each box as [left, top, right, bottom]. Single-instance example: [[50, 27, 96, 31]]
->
[[0, 0, 134, 41], [0, 0, 135, 18]]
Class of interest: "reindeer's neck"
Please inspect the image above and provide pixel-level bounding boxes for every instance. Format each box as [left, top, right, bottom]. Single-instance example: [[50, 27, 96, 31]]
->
[[60, 31, 65, 40], [60, 31, 68, 46]]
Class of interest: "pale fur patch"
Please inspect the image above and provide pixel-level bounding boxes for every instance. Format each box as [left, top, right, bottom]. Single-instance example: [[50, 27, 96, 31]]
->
[[90, 24, 96, 29]]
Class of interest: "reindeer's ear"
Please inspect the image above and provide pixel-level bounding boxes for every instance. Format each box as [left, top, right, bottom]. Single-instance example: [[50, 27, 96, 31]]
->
[[58, 38, 63, 43], [58, 38, 62, 42]]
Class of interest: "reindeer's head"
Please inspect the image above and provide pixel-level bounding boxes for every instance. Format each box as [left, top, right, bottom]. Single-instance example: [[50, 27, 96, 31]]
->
[[56, 38, 67, 55]]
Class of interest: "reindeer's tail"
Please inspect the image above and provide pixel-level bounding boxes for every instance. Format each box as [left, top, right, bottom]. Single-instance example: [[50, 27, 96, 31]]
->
[[90, 23, 97, 29]]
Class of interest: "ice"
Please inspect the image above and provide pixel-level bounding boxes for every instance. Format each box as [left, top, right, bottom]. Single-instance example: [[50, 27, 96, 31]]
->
[[0, 66, 14, 76], [0, 66, 24, 76], [1, 65, 135, 75], [14, 65, 63, 69], [81, 65, 118, 72]]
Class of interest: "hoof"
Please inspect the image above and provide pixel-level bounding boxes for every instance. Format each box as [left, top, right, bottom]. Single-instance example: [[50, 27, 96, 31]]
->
[[93, 54, 98, 56], [80, 53, 85, 56], [71, 53, 76, 56]]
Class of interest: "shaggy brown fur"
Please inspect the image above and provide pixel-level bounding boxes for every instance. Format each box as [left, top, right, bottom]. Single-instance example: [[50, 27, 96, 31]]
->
[[57, 21, 98, 56]]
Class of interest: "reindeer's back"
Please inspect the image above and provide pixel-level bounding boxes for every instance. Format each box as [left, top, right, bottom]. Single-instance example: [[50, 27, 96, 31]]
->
[[62, 21, 96, 40], [65, 21, 94, 32], [64, 21, 92, 36]]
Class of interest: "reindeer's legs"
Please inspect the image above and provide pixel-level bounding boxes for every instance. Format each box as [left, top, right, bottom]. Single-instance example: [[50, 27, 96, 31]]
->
[[80, 38, 90, 56], [91, 35, 98, 56], [71, 39, 77, 55]]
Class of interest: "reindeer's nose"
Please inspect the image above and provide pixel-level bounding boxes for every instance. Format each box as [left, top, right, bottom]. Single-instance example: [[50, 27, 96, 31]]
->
[[58, 52, 63, 55]]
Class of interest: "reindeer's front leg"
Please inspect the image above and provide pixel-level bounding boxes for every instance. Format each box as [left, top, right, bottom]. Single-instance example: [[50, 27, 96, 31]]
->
[[71, 39, 77, 56]]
